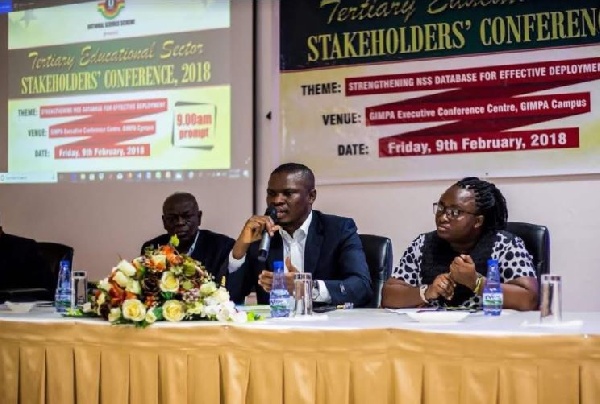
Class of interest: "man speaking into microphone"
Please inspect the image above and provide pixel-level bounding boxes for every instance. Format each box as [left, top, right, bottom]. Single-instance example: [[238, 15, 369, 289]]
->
[[225, 163, 372, 307]]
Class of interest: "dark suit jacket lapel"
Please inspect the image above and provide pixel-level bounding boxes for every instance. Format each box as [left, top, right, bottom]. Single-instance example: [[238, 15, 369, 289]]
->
[[192, 230, 205, 260], [304, 211, 323, 275]]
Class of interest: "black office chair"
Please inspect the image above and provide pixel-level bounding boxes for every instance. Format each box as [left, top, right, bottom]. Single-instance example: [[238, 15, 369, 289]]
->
[[37, 242, 75, 295], [359, 234, 393, 308], [505, 222, 550, 280], [0, 241, 74, 303]]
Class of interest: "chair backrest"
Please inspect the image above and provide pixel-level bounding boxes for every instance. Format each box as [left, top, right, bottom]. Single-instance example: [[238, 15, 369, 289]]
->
[[37, 242, 74, 292], [505, 222, 550, 279], [359, 234, 393, 308]]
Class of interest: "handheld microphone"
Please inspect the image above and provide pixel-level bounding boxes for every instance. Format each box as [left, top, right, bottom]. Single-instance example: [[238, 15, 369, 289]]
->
[[257, 206, 277, 262]]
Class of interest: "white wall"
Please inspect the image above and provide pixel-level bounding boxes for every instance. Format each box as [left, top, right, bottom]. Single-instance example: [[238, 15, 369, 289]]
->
[[255, 2, 600, 312]]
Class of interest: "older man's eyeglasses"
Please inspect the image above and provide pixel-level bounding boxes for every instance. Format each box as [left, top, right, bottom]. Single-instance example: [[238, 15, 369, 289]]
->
[[433, 202, 478, 220]]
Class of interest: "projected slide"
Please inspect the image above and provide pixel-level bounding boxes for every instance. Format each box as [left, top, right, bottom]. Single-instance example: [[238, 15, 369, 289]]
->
[[6, 0, 232, 182]]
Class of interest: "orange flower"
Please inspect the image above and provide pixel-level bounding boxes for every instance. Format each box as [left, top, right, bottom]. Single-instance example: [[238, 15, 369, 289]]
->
[[108, 280, 126, 305], [167, 254, 182, 266], [159, 245, 175, 255], [144, 295, 157, 308], [125, 291, 138, 300], [150, 254, 167, 272]]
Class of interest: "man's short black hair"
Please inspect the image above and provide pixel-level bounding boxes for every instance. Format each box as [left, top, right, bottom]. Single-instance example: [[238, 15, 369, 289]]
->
[[162, 192, 199, 213], [271, 163, 315, 189]]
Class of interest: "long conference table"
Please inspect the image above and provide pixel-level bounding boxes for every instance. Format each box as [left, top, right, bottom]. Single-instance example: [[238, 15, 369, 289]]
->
[[0, 306, 599, 404]]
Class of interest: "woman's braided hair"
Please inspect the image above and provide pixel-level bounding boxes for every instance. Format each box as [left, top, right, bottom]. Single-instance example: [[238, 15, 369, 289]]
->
[[455, 177, 508, 231]]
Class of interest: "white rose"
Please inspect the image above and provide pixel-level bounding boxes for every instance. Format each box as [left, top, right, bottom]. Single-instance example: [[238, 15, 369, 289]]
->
[[113, 271, 129, 288], [199, 282, 217, 296], [96, 292, 106, 306], [116, 259, 137, 276], [126, 280, 141, 295], [222, 300, 235, 311], [122, 299, 146, 322], [97, 278, 111, 292], [216, 306, 232, 322], [213, 288, 231, 304], [108, 307, 121, 322], [162, 300, 186, 322], [160, 272, 179, 293], [231, 310, 249, 323], [145, 309, 157, 324], [203, 303, 219, 317], [203, 296, 218, 307], [82, 302, 92, 313]]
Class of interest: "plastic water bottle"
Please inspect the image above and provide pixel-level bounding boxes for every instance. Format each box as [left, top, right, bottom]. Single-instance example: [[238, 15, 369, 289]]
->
[[269, 260, 291, 318], [482, 258, 503, 316], [54, 260, 72, 313]]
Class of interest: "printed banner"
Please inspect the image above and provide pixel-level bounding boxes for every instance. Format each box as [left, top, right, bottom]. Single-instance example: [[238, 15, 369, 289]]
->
[[279, 0, 600, 183]]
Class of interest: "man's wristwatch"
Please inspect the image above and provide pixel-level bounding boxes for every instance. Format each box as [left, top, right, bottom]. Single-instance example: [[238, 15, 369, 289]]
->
[[312, 281, 320, 300], [419, 284, 429, 303]]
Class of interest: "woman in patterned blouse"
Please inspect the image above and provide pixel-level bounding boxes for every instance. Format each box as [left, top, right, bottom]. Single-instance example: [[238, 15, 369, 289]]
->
[[381, 177, 538, 311]]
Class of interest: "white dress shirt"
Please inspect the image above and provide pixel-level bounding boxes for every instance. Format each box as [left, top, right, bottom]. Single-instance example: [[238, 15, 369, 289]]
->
[[228, 211, 331, 303]]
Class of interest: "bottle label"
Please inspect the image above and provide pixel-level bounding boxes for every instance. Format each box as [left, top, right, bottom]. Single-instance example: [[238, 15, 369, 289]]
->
[[483, 292, 503, 306]]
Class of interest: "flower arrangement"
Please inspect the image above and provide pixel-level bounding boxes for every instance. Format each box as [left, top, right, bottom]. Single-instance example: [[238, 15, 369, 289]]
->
[[81, 235, 250, 327]]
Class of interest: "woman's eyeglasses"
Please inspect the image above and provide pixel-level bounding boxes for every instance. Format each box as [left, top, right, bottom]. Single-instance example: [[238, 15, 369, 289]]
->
[[433, 202, 478, 220]]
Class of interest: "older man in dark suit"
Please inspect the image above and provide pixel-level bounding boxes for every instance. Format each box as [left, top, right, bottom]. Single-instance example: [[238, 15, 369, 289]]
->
[[226, 163, 372, 307], [141, 192, 235, 281]]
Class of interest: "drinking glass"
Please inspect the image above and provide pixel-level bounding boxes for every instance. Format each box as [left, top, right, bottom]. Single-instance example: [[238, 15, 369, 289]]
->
[[293, 273, 313, 316], [71, 271, 88, 309], [540, 274, 562, 323]]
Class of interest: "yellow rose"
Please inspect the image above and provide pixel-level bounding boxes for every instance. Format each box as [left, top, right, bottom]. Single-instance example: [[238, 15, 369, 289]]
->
[[108, 307, 121, 322], [199, 281, 217, 296], [145, 309, 157, 324], [186, 301, 204, 315], [116, 259, 137, 277], [160, 272, 180, 292], [162, 300, 186, 322], [122, 299, 146, 322]]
